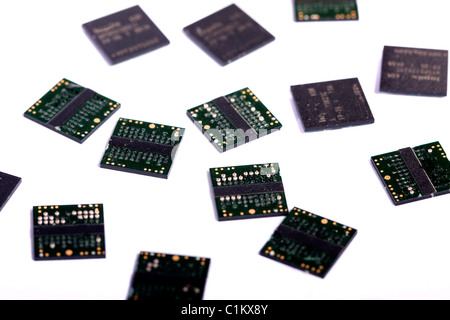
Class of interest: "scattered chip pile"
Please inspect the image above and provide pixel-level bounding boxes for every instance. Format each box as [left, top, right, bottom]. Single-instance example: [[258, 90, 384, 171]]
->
[[32, 204, 106, 260], [184, 4, 275, 65], [100, 118, 184, 179], [24, 79, 120, 143], [371, 141, 450, 205], [187, 88, 282, 152], [260, 207, 357, 278], [209, 163, 288, 221], [127, 251, 211, 300]]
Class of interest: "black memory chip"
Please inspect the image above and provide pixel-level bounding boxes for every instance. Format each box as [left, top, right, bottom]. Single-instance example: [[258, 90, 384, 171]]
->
[[127, 251, 211, 300], [291, 78, 374, 132], [0, 171, 21, 213], [83, 5, 170, 65], [183, 4, 275, 66], [380, 46, 448, 96], [32, 204, 106, 260]]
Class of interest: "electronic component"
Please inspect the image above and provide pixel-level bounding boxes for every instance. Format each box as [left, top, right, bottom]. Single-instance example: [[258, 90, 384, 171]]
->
[[187, 88, 282, 152], [260, 207, 357, 278], [183, 4, 275, 65], [0, 171, 21, 213], [127, 251, 211, 300], [100, 118, 184, 179], [371, 141, 450, 205], [209, 163, 288, 221], [380, 46, 448, 96], [24, 79, 120, 143], [83, 5, 170, 65], [32, 204, 106, 260], [294, 0, 359, 22], [291, 78, 374, 132]]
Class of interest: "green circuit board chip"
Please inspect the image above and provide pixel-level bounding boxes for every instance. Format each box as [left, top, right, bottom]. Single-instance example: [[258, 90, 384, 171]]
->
[[187, 88, 282, 152], [371, 141, 450, 205], [127, 251, 211, 300], [210, 163, 288, 221], [24, 79, 120, 143], [100, 118, 184, 179], [294, 0, 359, 22], [32, 204, 106, 260], [260, 207, 357, 278]]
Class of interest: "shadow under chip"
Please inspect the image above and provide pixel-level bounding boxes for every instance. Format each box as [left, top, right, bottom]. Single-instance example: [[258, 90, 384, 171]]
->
[[83, 5, 170, 65], [380, 46, 448, 96], [291, 78, 374, 132], [183, 4, 275, 66]]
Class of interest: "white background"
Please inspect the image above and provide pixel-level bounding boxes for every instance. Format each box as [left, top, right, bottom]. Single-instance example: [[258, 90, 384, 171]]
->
[[0, 0, 449, 300]]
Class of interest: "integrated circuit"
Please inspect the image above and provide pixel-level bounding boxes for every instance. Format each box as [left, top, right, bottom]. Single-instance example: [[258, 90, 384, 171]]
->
[[380, 46, 448, 96], [100, 118, 184, 179], [32, 204, 106, 260], [187, 88, 282, 152], [371, 141, 450, 205], [0, 171, 21, 213], [83, 5, 170, 65], [260, 207, 357, 278], [24, 79, 120, 143], [183, 4, 275, 65], [127, 251, 211, 300], [210, 163, 288, 221], [294, 0, 359, 22], [291, 78, 374, 132]]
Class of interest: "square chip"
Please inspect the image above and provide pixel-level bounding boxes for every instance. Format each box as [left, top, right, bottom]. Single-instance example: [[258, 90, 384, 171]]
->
[[32, 204, 106, 260], [210, 163, 288, 221], [291, 78, 374, 132], [100, 118, 184, 179], [0, 171, 21, 213], [371, 141, 450, 205], [183, 4, 275, 65], [187, 88, 282, 152], [380, 46, 448, 96], [82, 5, 170, 65], [294, 0, 359, 22], [260, 207, 357, 278], [24, 78, 120, 143], [127, 251, 211, 300]]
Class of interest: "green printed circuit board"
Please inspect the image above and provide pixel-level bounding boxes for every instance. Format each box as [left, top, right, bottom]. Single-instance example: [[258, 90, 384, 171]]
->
[[24, 79, 120, 143], [187, 88, 282, 152], [294, 0, 359, 22]]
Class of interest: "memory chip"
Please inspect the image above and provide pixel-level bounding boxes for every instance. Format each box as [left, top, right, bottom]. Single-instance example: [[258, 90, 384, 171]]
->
[[0, 171, 21, 213], [210, 163, 288, 221], [371, 141, 450, 205], [260, 207, 357, 278], [32, 204, 106, 260], [24, 79, 120, 143], [187, 88, 282, 152], [127, 251, 211, 300], [291, 78, 374, 132], [100, 118, 184, 179], [294, 0, 359, 22], [380, 46, 448, 96], [183, 4, 275, 65], [82, 5, 170, 65]]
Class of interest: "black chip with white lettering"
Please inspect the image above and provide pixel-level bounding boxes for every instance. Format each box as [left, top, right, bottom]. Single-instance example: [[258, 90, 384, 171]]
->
[[83, 5, 170, 65], [291, 78, 374, 131], [183, 4, 275, 66], [380, 46, 448, 96], [0, 171, 21, 213]]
